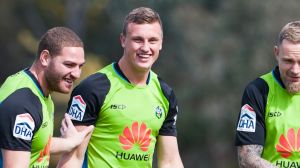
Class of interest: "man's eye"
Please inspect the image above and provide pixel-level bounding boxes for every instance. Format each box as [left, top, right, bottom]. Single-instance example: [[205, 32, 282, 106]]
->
[[149, 40, 158, 44], [284, 60, 293, 64], [133, 39, 143, 43], [65, 64, 73, 67]]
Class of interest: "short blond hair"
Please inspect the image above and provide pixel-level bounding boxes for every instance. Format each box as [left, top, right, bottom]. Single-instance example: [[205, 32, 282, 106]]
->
[[122, 7, 163, 37], [277, 21, 300, 45]]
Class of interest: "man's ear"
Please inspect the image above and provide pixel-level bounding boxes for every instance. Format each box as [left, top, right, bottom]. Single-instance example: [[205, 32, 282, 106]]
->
[[40, 50, 50, 66], [274, 45, 280, 61], [120, 33, 126, 48], [159, 40, 162, 50]]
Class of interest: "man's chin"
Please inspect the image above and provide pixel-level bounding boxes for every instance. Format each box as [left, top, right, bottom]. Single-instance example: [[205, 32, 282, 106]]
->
[[56, 87, 72, 94], [286, 83, 300, 93], [136, 63, 152, 71]]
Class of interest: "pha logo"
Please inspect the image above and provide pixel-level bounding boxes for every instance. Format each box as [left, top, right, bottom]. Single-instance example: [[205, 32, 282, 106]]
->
[[68, 95, 86, 121], [13, 113, 35, 141], [237, 104, 256, 132], [276, 128, 300, 158], [119, 121, 152, 152]]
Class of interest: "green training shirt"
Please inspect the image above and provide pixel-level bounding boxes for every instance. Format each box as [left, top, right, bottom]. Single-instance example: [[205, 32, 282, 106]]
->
[[68, 63, 179, 167], [261, 71, 300, 166], [0, 69, 54, 167], [236, 67, 300, 168]]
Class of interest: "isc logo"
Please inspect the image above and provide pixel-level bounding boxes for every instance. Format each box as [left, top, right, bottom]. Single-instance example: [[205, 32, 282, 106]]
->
[[110, 104, 126, 110], [68, 95, 86, 121], [269, 111, 282, 117], [13, 113, 35, 141]]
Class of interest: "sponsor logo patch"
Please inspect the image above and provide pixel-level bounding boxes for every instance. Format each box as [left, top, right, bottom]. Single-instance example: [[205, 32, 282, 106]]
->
[[237, 104, 256, 132], [275, 160, 300, 168], [68, 95, 86, 121], [276, 128, 300, 158], [13, 113, 35, 140], [119, 121, 152, 152]]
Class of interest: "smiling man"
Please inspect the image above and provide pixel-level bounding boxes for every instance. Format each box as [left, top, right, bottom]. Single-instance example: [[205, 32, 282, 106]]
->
[[58, 7, 184, 168], [0, 27, 94, 168], [236, 21, 300, 168]]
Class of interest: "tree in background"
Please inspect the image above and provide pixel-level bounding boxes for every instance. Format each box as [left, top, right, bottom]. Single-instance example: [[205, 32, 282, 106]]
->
[[1, 0, 300, 167]]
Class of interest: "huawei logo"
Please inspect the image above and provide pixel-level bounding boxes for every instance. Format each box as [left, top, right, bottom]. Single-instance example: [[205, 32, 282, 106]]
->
[[276, 128, 300, 158], [119, 121, 151, 152]]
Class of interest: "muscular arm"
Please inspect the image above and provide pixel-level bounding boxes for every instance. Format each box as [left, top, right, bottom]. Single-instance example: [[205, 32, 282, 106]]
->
[[56, 73, 107, 167], [237, 145, 277, 168], [1, 149, 30, 168], [57, 125, 92, 168], [157, 136, 184, 168], [51, 114, 93, 154]]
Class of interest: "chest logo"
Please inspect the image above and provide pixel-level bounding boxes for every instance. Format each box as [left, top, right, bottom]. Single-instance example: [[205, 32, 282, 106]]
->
[[119, 121, 152, 152], [110, 104, 126, 110], [41, 122, 48, 128], [68, 95, 86, 121], [155, 106, 163, 119], [13, 113, 35, 141], [269, 111, 282, 118], [276, 128, 300, 158], [236, 104, 256, 132]]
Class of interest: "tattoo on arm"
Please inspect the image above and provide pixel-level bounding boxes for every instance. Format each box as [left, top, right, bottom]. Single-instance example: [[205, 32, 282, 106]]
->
[[237, 145, 278, 168]]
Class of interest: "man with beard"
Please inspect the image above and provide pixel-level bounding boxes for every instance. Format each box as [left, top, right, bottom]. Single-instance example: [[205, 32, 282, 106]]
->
[[235, 21, 300, 168], [58, 7, 184, 168], [0, 27, 94, 168]]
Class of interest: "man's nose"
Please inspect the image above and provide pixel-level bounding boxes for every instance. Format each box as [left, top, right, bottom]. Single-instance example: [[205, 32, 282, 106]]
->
[[140, 42, 150, 52], [71, 67, 81, 79], [290, 63, 300, 75]]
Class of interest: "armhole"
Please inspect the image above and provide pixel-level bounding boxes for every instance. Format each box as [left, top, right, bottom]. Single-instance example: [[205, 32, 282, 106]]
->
[[158, 76, 178, 136], [257, 76, 271, 119]]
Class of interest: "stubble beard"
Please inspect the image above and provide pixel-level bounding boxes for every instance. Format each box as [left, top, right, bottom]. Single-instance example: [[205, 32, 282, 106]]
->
[[45, 69, 69, 94], [283, 80, 300, 93]]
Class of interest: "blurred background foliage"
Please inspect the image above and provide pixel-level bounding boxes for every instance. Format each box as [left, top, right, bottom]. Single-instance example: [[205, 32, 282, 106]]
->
[[1, 0, 300, 167]]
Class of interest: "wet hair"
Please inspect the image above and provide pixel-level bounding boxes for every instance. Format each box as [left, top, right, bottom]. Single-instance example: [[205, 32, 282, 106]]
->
[[37, 27, 83, 57], [277, 21, 300, 45], [122, 7, 163, 37]]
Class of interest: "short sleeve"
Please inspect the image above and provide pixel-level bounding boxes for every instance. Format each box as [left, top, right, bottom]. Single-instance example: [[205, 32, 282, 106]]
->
[[67, 73, 110, 126], [158, 77, 178, 136], [0, 88, 43, 151], [235, 78, 269, 146]]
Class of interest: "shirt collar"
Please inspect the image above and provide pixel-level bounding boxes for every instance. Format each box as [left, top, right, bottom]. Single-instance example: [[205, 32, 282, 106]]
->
[[272, 66, 285, 89], [24, 68, 46, 97], [113, 62, 151, 85]]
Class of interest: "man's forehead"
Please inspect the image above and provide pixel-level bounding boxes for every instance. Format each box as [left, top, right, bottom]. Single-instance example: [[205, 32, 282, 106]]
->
[[126, 23, 163, 37]]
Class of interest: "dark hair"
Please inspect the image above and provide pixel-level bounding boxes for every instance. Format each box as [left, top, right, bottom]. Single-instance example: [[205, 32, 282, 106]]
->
[[277, 21, 300, 45], [37, 27, 83, 57], [122, 7, 163, 37]]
